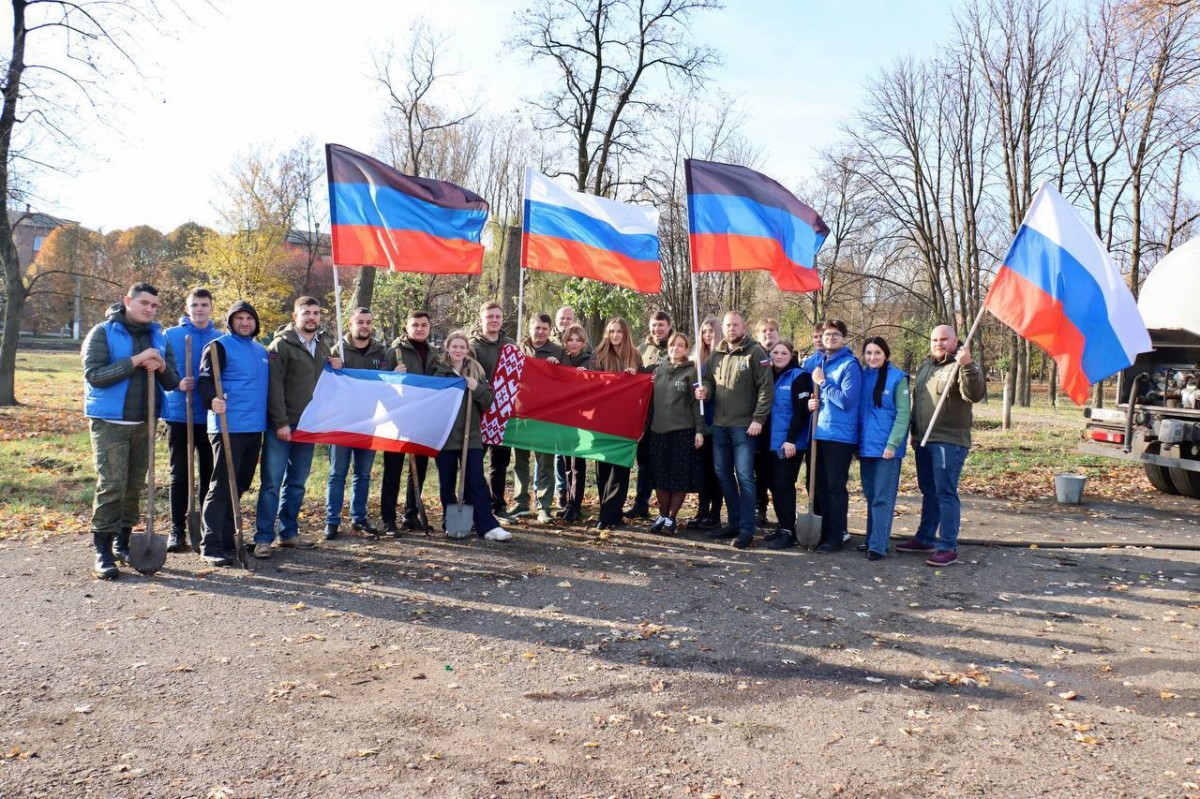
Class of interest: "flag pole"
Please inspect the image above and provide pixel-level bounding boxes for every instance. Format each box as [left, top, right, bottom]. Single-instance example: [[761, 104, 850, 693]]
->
[[919, 309, 987, 447], [682, 161, 705, 416], [331, 263, 347, 361], [516, 266, 526, 344]]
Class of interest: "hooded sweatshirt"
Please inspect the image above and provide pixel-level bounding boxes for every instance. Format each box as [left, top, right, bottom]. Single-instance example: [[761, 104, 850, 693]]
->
[[83, 303, 180, 422], [197, 301, 269, 434]]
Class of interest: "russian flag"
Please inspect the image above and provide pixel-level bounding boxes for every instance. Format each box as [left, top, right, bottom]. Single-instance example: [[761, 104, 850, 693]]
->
[[986, 183, 1151, 405], [685, 159, 829, 292], [293, 365, 465, 455], [326, 143, 489, 273], [522, 168, 662, 293]]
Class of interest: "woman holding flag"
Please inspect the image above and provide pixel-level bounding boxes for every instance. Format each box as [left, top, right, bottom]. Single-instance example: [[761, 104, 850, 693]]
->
[[590, 318, 642, 531], [433, 331, 512, 542]]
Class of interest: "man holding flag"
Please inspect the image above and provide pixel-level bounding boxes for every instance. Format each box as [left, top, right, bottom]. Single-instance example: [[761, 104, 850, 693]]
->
[[897, 325, 986, 566]]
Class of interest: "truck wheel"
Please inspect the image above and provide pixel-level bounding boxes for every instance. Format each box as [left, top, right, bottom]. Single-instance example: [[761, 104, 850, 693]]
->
[[1143, 445, 1180, 495], [1168, 466, 1200, 499]]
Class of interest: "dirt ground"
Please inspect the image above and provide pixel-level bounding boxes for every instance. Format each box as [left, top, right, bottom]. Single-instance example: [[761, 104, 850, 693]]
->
[[1, 488, 1198, 799]]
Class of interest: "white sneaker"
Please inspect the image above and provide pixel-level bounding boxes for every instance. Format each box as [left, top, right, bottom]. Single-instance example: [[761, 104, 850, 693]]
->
[[536, 510, 551, 524], [483, 527, 512, 542]]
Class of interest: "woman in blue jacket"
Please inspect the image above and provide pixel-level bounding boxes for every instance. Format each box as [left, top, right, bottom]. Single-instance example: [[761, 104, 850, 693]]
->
[[807, 319, 862, 552], [858, 336, 910, 560], [764, 340, 814, 550]]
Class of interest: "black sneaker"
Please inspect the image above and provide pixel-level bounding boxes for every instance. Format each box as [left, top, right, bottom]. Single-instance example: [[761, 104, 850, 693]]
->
[[623, 505, 650, 520], [352, 520, 380, 535], [767, 533, 796, 550], [732, 534, 753, 549], [708, 526, 739, 540], [814, 541, 842, 553], [166, 529, 188, 553], [866, 550, 884, 561], [693, 517, 721, 531], [763, 528, 786, 543], [323, 524, 339, 541], [382, 523, 400, 538]]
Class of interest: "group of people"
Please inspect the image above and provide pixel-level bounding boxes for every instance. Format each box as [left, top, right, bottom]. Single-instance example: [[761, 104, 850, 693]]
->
[[81, 282, 986, 580]]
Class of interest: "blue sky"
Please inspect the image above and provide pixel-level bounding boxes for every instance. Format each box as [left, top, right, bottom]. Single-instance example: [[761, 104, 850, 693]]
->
[[17, 0, 956, 232]]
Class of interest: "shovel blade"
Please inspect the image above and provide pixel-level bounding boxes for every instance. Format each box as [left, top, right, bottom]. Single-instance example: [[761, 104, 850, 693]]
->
[[794, 513, 823, 550], [444, 503, 474, 539], [187, 510, 202, 553], [128, 531, 168, 575]]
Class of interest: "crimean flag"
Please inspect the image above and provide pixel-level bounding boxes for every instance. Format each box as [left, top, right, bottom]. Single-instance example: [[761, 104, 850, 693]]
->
[[481, 343, 652, 467], [293, 365, 465, 455], [522, 168, 662, 293], [685, 158, 829, 292], [985, 183, 1151, 405], [326, 143, 488, 273]]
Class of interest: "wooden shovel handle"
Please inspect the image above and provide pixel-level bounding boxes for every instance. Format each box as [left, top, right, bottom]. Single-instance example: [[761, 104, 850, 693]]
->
[[211, 349, 247, 566], [146, 369, 156, 535]]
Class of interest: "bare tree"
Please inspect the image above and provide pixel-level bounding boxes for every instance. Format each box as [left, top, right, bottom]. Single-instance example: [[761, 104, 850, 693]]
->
[[1, 0, 179, 406]]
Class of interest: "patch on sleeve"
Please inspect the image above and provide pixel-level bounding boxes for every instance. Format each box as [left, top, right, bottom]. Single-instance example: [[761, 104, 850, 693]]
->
[[268, 352, 279, 360]]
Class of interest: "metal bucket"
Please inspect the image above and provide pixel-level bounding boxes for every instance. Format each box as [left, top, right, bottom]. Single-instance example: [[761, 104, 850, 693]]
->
[[1054, 473, 1087, 504]]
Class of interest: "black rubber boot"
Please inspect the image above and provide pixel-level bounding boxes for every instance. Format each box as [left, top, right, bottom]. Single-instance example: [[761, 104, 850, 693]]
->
[[114, 527, 132, 564], [92, 533, 119, 580]]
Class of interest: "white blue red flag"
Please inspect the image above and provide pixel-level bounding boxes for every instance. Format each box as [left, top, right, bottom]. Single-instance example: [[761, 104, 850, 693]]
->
[[986, 183, 1151, 405], [293, 365, 465, 455], [522, 168, 661, 293]]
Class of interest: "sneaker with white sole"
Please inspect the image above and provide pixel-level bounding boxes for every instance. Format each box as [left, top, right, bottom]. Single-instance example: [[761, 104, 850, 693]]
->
[[483, 527, 512, 542], [536, 510, 551, 524]]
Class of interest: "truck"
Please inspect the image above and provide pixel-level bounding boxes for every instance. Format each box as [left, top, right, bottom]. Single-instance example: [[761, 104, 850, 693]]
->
[[1081, 237, 1200, 499]]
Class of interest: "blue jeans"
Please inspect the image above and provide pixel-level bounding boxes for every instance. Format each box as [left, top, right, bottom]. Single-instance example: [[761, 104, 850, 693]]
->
[[255, 434, 315, 544], [325, 445, 376, 526], [913, 442, 968, 551], [860, 456, 902, 554], [711, 425, 757, 535]]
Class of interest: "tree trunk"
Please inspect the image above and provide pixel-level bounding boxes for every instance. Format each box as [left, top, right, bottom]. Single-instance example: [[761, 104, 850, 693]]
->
[[350, 266, 376, 315], [0, 0, 29, 406]]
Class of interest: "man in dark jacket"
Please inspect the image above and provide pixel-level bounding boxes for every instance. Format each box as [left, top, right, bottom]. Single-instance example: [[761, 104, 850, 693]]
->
[[254, 296, 342, 553], [196, 301, 269, 565], [470, 301, 516, 516], [696, 311, 774, 548], [82, 283, 180, 578], [897, 324, 986, 567], [512, 313, 564, 523], [323, 307, 391, 540], [379, 310, 437, 535], [161, 287, 222, 552], [627, 310, 673, 519]]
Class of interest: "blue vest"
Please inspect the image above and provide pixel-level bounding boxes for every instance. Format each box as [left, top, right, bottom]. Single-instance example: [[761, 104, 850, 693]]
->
[[814, 346, 862, 444], [769, 366, 811, 452], [859, 363, 908, 459], [84, 320, 167, 420], [208, 334, 269, 434], [162, 318, 222, 424]]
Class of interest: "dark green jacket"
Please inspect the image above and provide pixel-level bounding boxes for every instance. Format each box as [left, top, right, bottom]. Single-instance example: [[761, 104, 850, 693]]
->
[[338, 334, 393, 371], [639, 332, 672, 369], [433, 361, 494, 450], [470, 331, 516, 380], [522, 337, 566, 362], [82, 304, 180, 422], [911, 354, 987, 448], [702, 335, 774, 428], [389, 332, 438, 376], [266, 323, 333, 430], [651, 360, 704, 435], [561, 350, 592, 369]]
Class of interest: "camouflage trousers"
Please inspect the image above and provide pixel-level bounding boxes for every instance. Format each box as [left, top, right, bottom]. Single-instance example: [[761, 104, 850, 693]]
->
[[89, 419, 150, 534]]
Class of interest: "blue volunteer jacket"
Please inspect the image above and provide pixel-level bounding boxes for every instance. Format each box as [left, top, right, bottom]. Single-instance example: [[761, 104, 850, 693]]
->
[[859, 363, 909, 459], [162, 317, 222, 424], [207, 333, 269, 434], [813, 346, 862, 445], [84, 320, 167, 420], [768, 366, 811, 452]]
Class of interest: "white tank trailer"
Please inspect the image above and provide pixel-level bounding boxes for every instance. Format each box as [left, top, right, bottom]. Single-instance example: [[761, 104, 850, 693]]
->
[[1081, 237, 1200, 497]]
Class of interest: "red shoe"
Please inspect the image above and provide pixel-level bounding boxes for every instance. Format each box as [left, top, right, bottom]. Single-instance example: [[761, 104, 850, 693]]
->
[[895, 538, 934, 553], [925, 550, 958, 566]]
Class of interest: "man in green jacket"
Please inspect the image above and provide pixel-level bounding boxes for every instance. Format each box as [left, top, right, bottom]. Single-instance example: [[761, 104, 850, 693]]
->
[[380, 310, 438, 535], [323, 307, 391, 540], [254, 296, 342, 556], [470, 301, 517, 516], [82, 283, 180, 578], [696, 311, 774, 548], [897, 324, 987, 566], [628, 310, 674, 519]]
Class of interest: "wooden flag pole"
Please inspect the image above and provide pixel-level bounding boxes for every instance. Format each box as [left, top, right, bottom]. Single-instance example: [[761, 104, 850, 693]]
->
[[331, 264, 347, 361], [919, 310, 987, 447], [516, 265, 526, 344]]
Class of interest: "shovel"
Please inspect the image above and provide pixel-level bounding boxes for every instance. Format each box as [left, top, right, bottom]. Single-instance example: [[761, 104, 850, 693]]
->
[[211, 354, 249, 568], [129, 372, 168, 575], [407, 461, 431, 535], [184, 336, 202, 553], [443, 392, 476, 539], [794, 384, 823, 550]]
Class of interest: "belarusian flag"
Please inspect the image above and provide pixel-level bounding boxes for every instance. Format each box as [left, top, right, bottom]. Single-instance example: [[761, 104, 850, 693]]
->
[[481, 343, 651, 467]]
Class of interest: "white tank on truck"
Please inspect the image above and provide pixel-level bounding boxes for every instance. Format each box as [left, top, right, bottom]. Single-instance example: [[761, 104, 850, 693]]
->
[[1081, 238, 1200, 497]]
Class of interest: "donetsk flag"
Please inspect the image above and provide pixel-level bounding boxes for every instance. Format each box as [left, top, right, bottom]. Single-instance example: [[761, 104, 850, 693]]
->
[[326, 143, 488, 273], [293, 365, 465, 455], [686, 159, 828, 292], [522, 168, 662, 293], [481, 343, 652, 467], [986, 183, 1150, 405]]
